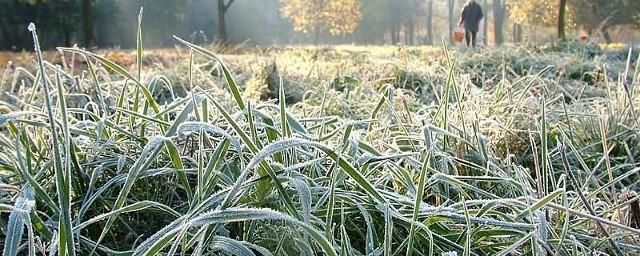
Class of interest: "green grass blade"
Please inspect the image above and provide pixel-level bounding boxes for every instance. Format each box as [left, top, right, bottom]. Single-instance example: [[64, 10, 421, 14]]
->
[[173, 36, 245, 110], [57, 47, 160, 114], [406, 150, 432, 256], [190, 208, 337, 256], [28, 23, 76, 256], [165, 140, 192, 200], [3, 187, 35, 256]]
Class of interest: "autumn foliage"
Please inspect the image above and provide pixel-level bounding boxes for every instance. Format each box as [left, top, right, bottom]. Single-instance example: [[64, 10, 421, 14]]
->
[[279, 0, 362, 36]]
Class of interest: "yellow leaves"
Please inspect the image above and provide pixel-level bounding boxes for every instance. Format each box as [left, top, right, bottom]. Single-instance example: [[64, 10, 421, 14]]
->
[[280, 0, 362, 36], [325, 0, 362, 35], [506, 0, 575, 28]]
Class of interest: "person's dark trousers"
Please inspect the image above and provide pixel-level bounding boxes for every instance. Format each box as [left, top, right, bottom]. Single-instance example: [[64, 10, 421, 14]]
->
[[465, 30, 478, 47]]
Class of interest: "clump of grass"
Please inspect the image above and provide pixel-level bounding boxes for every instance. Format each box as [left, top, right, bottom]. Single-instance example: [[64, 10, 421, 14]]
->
[[1, 20, 639, 256], [243, 62, 306, 104]]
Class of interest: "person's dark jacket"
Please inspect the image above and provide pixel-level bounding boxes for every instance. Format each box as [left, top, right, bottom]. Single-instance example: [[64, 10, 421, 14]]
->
[[460, 1, 483, 32]]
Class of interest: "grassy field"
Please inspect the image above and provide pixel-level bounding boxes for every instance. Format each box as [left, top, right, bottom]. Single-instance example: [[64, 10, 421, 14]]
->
[[1, 27, 640, 255]]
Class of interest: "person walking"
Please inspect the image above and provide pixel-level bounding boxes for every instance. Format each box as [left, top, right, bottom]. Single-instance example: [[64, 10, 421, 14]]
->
[[459, 0, 484, 48]]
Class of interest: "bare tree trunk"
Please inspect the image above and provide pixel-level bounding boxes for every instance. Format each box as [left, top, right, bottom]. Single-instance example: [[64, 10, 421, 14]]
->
[[82, 0, 95, 47], [394, 11, 401, 44], [512, 23, 523, 43], [0, 20, 7, 49], [390, 0, 398, 44], [0, 1, 13, 49], [601, 26, 613, 43], [404, 20, 409, 45], [217, 0, 227, 42], [482, 0, 488, 45], [217, 0, 235, 42], [406, 17, 415, 45], [558, 0, 567, 40], [448, 0, 455, 43], [426, 0, 433, 45], [492, 0, 504, 45], [63, 0, 75, 46]]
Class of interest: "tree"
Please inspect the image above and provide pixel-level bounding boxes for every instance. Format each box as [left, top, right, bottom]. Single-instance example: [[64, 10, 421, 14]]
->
[[571, 0, 640, 43], [394, 0, 420, 45], [493, 0, 505, 45], [482, 0, 488, 45], [354, 0, 388, 44], [425, 0, 433, 45], [512, 23, 522, 42], [507, 0, 575, 39], [390, 0, 400, 44], [402, 0, 419, 45], [558, 0, 567, 40], [217, 0, 236, 42], [280, 0, 362, 44], [82, 0, 95, 47]]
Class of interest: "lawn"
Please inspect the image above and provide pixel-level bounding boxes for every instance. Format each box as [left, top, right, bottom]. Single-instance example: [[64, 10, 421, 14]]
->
[[1, 32, 639, 255]]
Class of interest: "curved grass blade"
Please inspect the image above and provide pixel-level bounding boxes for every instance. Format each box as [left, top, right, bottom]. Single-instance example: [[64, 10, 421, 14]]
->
[[189, 208, 336, 256], [237, 138, 385, 205], [209, 236, 255, 256], [75, 201, 180, 231]]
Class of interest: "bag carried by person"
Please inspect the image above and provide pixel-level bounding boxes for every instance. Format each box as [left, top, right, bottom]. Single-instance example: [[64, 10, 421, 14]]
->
[[453, 28, 465, 43]]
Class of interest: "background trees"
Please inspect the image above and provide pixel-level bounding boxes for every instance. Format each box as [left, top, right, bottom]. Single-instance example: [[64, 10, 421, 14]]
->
[[0, 0, 639, 50], [279, 0, 362, 44], [571, 0, 640, 43]]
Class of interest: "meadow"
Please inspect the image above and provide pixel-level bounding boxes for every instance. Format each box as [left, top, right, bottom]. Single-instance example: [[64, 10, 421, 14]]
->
[[1, 26, 639, 255]]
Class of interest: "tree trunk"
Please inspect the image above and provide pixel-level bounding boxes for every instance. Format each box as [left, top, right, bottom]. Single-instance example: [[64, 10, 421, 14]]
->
[[217, 0, 228, 42], [389, 23, 397, 45], [0, 17, 9, 49], [394, 6, 401, 45], [512, 23, 523, 43], [82, 0, 95, 47], [426, 0, 433, 45], [558, 0, 567, 40], [395, 23, 401, 44], [63, 0, 75, 46], [482, 0, 488, 45], [492, 0, 504, 45], [406, 17, 415, 45], [404, 20, 409, 45], [389, 1, 398, 44], [601, 26, 612, 44], [448, 0, 455, 43]]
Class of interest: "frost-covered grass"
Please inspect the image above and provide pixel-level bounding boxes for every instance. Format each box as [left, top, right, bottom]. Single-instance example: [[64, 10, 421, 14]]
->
[[1, 23, 640, 255]]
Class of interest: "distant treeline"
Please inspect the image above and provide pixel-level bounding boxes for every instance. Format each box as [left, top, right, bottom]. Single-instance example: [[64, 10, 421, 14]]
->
[[0, 0, 638, 50], [0, 0, 284, 50], [0, 0, 400, 50]]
